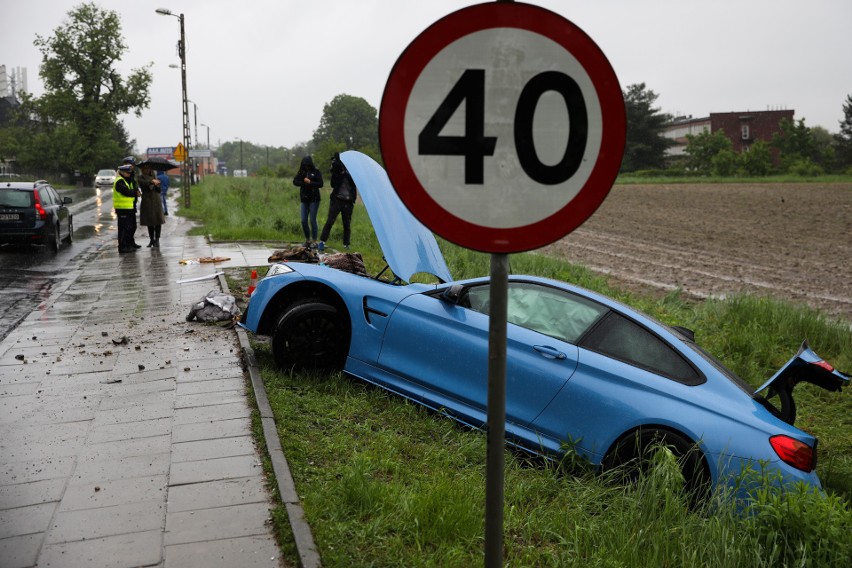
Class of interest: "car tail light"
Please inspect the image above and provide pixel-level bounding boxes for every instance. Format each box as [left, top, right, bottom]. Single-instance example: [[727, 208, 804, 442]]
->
[[769, 435, 815, 472], [812, 360, 834, 373], [33, 189, 48, 220]]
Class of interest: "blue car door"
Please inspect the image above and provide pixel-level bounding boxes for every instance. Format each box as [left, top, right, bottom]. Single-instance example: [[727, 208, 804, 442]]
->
[[376, 282, 591, 432]]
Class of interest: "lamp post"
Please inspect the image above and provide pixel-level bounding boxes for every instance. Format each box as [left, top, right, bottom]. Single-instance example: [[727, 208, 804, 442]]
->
[[200, 123, 211, 176], [239, 138, 244, 174], [188, 99, 199, 184], [156, 7, 191, 208]]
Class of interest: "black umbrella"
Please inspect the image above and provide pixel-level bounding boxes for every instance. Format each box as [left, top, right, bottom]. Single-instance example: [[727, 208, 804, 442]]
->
[[138, 157, 178, 171]]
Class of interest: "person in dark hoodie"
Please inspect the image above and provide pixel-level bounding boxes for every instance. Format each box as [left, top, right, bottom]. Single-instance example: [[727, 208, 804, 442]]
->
[[319, 152, 357, 251], [293, 155, 323, 248]]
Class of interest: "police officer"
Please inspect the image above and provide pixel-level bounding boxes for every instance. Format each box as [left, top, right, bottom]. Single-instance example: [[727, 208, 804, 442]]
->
[[113, 164, 139, 253], [121, 156, 142, 248]]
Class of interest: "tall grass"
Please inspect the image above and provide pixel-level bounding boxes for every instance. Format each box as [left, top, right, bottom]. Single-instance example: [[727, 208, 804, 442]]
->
[[250, 351, 852, 567], [204, 176, 852, 566]]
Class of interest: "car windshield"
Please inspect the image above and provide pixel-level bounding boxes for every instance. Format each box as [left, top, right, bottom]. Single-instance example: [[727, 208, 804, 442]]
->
[[97, 169, 115, 176]]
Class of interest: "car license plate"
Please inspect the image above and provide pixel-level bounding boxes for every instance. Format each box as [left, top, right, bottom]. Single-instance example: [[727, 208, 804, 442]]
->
[[0, 213, 20, 221]]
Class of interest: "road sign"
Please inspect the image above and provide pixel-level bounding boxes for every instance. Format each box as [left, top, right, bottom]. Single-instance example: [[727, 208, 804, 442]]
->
[[379, 2, 625, 253], [146, 146, 175, 158], [173, 142, 187, 163]]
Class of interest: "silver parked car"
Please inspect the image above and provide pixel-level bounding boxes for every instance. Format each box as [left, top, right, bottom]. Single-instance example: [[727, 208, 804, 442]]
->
[[94, 168, 116, 188]]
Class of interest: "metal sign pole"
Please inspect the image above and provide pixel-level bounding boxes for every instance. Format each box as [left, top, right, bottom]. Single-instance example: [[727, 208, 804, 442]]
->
[[485, 252, 508, 567]]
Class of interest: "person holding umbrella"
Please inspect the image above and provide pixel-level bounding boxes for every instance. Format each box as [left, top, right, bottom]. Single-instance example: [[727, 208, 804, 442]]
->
[[138, 161, 166, 247]]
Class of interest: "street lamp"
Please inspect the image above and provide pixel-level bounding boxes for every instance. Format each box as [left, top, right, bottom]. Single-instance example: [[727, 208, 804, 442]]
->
[[188, 99, 199, 184], [156, 7, 191, 208], [188, 100, 199, 147], [200, 122, 211, 176]]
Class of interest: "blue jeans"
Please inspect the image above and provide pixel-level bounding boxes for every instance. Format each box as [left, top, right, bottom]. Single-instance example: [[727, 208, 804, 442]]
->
[[160, 188, 168, 214], [300, 201, 319, 241]]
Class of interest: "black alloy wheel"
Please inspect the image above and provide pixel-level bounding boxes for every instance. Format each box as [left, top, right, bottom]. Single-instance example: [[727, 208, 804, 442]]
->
[[272, 301, 348, 372]]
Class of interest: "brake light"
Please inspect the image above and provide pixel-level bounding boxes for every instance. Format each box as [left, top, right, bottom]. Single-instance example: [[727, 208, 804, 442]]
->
[[769, 435, 815, 472], [33, 189, 48, 220], [812, 360, 834, 373]]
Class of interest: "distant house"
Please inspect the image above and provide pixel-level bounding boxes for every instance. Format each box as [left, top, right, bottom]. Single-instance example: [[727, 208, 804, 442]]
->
[[663, 109, 794, 158]]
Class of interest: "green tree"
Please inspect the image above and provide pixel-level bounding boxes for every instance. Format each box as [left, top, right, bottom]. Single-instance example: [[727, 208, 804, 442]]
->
[[32, 2, 151, 180], [740, 140, 772, 176], [711, 148, 739, 176], [771, 118, 814, 173], [834, 94, 852, 171], [684, 129, 732, 174], [810, 126, 836, 172], [311, 94, 379, 152], [621, 83, 673, 172]]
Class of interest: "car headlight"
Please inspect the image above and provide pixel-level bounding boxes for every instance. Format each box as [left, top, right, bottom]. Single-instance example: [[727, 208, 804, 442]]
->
[[266, 262, 295, 277]]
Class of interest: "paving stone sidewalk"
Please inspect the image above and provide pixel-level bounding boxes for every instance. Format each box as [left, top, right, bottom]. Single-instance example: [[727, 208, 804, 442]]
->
[[0, 213, 287, 567]]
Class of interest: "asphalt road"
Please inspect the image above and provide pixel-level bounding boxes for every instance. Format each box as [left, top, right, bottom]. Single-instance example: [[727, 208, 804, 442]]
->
[[0, 186, 113, 342]]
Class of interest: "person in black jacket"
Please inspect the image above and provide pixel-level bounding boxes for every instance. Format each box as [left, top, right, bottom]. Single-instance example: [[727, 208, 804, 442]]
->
[[113, 164, 139, 253], [319, 152, 357, 251], [293, 155, 323, 248]]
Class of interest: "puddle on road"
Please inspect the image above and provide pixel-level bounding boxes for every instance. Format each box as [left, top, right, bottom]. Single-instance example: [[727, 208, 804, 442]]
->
[[74, 225, 100, 239]]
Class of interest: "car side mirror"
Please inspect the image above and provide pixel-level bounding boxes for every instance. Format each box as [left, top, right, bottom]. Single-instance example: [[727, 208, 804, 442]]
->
[[440, 284, 464, 304], [63, 196, 72, 204]]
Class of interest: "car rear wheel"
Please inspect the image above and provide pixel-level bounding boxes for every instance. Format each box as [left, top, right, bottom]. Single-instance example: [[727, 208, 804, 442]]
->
[[272, 300, 348, 372], [63, 217, 73, 243], [50, 222, 60, 252], [603, 428, 710, 505]]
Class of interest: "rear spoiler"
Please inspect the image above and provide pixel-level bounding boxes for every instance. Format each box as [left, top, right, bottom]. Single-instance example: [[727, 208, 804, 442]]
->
[[754, 340, 849, 425]]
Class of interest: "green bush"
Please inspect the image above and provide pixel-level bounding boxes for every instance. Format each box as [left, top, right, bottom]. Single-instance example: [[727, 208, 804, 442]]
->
[[789, 158, 824, 177]]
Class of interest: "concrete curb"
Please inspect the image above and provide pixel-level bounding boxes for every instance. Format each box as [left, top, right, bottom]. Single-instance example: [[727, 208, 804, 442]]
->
[[217, 273, 322, 568]]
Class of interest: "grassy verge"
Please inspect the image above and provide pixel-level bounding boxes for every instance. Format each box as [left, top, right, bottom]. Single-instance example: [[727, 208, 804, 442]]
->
[[208, 177, 852, 566]]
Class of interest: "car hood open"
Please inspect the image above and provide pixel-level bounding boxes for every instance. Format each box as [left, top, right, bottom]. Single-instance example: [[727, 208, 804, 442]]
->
[[340, 151, 452, 284]]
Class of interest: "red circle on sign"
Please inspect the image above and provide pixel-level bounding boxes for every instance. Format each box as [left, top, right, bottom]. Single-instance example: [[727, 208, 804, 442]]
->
[[380, 2, 625, 254]]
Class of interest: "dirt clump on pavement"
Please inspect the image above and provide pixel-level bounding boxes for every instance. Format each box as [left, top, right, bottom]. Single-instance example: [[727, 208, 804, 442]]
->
[[542, 183, 852, 321]]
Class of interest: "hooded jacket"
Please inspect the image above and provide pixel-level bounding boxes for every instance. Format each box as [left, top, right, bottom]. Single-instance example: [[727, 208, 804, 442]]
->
[[330, 152, 358, 203], [293, 156, 324, 203]]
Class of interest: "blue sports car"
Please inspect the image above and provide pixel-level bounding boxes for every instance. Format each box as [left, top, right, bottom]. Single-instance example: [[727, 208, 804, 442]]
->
[[242, 151, 848, 495]]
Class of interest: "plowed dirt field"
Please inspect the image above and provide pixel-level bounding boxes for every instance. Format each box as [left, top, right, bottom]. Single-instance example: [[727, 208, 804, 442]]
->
[[542, 183, 852, 321]]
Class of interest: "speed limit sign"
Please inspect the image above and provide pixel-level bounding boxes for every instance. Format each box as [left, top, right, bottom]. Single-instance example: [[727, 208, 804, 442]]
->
[[379, 2, 625, 253]]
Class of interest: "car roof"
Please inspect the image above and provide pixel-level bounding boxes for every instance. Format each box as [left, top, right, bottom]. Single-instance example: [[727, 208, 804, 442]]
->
[[1, 182, 42, 190], [340, 151, 452, 284]]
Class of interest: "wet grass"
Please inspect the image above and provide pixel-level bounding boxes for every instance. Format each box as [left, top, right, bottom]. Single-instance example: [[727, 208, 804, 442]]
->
[[210, 176, 852, 566]]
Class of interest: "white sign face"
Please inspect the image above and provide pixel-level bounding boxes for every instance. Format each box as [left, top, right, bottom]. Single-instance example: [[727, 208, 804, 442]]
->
[[404, 28, 603, 229], [380, 2, 625, 253]]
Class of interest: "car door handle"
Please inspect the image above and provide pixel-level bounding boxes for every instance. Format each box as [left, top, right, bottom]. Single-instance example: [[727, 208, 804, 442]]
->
[[533, 345, 567, 360]]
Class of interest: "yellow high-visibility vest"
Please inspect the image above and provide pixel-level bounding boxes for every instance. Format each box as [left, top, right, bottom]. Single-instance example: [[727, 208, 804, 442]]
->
[[113, 176, 135, 210]]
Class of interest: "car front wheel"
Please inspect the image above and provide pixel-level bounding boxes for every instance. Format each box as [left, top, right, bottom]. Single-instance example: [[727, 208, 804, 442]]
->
[[272, 300, 348, 372]]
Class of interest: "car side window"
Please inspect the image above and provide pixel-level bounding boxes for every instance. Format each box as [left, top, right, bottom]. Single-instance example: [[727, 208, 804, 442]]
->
[[462, 282, 608, 344], [40, 187, 55, 205], [581, 312, 701, 384]]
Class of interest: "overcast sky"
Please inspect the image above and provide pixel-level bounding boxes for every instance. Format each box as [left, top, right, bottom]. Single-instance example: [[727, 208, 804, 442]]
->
[[3, 0, 851, 154]]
